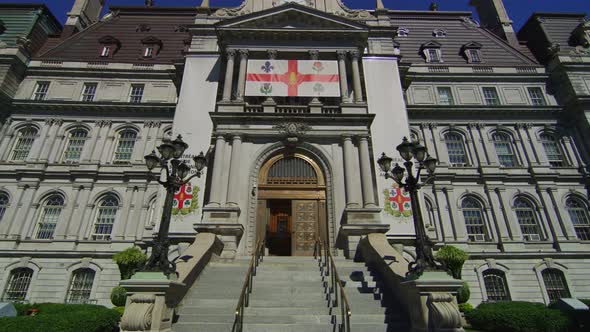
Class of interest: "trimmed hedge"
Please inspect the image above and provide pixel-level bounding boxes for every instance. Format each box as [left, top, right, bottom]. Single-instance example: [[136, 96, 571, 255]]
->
[[466, 301, 572, 332], [0, 303, 121, 332], [111, 286, 127, 307]]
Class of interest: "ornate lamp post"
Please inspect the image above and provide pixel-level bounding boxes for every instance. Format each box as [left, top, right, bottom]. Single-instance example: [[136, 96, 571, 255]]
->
[[143, 135, 207, 277], [377, 137, 440, 277]]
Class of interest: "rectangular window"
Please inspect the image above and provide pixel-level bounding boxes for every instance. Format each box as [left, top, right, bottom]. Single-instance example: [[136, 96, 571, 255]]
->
[[144, 47, 154, 58], [81, 83, 97, 102], [33, 81, 50, 101], [482, 87, 500, 105], [427, 49, 441, 63], [129, 84, 144, 104], [527, 87, 547, 106], [468, 49, 481, 63], [437, 87, 454, 105], [100, 46, 110, 57]]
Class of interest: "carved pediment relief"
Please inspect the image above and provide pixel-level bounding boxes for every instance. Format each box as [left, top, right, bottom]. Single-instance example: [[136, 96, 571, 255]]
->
[[569, 21, 590, 55]]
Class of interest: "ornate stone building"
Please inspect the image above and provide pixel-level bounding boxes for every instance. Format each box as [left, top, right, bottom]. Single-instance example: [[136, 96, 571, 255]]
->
[[0, 0, 588, 320]]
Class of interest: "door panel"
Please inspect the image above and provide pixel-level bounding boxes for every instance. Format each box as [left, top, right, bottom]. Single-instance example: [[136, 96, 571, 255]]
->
[[292, 200, 318, 256], [269, 201, 291, 256]]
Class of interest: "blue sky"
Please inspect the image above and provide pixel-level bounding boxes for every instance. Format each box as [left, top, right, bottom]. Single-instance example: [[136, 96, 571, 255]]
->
[[2, 0, 588, 31]]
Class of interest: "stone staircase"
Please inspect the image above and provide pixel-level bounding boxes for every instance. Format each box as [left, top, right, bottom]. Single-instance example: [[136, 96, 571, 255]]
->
[[335, 257, 411, 332]]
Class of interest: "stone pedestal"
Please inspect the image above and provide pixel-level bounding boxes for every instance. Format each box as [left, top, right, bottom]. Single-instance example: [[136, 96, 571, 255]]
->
[[197, 206, 243, 258], [339, 207, 389, 258], [120, 272, 185, 332]]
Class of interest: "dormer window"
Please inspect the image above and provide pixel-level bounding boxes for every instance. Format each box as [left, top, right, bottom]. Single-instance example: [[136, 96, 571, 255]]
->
[[462, 42, 483, 64], [397, 27, 409, 37], [141, 36, 162, 59], [98, 35, 121, 59], [433, 29, 447, 38], [421, 41, 443, 63]]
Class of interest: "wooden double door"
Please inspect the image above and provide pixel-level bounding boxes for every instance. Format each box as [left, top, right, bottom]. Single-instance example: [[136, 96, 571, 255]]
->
[[259, 199, 325, 256]]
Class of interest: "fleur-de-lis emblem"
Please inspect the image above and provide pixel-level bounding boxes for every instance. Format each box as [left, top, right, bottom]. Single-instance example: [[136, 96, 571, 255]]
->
[[261, 61, 274, 73], [260, 83, 273, 95]]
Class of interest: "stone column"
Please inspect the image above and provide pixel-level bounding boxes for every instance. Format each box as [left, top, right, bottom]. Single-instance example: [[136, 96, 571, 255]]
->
[[337, 50, 349, 103], [433, 187, 455, 241], [468, 123, 486, 166], [429, 124, 446, 165], [54, 186, 82, 239], [226, 134, 242, 207], [342, 136, 360, 207], [67, 185, 92, 240], [28, 120, 51, 162], [536, 186, 568, 242], [561, 136, 581, 168], [39, 119, 62, 162], [235, 49, 249, 102], [357, 136, 376, 207], [222, 50, 236, 102], [207, 135, 226, 206], [514, 124, 533, 167], [479, 126, 499, 165], [350, 50, 364, 103], [522, 124, 543, 165], [443, 188, 467, 240], [0, 185, 26, 237], [493, 187, 522, 241], [126, 185, 147, 241]]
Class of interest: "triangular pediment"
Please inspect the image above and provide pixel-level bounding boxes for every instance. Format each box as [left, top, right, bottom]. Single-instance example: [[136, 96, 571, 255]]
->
[[216, 3, 367, 31]]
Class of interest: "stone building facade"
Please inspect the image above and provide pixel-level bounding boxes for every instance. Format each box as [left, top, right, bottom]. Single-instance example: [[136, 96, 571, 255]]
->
[[0, 0, 588, 309]]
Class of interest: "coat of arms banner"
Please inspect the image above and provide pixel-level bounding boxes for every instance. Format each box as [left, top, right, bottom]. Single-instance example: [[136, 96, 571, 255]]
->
[[245, 60, 341, 97]]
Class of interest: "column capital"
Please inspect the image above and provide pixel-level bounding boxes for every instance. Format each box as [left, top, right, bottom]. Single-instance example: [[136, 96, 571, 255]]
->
[[239, 49, 249, 58], [226, 49, 237, 58], [267, 49, 278, 59], [230, 133, 244, 141], [349, 49, 361, 59], [308, 50, 320, 60], [356, 135, 370, 142], [337, 50, 347, 60], [342, 135, 353, 141]]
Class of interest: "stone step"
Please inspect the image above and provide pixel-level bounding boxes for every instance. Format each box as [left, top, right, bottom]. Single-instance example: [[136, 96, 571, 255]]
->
[[242, 313, 387, 325], [247, 298, 330, 308], [243, 323, 333, 332], [173, 322, 234, 332]]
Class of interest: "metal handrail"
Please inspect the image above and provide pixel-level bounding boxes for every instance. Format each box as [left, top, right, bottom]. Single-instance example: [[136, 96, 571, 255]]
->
[[315, 239, 351, 332], [232, 238, 265, 332]]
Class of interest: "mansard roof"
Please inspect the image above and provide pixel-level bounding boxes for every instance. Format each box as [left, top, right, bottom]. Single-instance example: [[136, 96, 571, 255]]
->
[[37, 6, 195, 64], [389, 11, 538, 66]]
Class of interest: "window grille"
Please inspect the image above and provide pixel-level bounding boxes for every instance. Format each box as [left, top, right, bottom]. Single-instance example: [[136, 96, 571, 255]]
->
[[66, 269, 95, 304], [514, 198, 542, 241], [144, 47, 154, 57], [566, 198, 590, 240], [483, 269, 511, 301], [92, 195, 119, 240], [114, 130, 137, 162], [427, 49, 441, 63], [11, 127, 37, 161], [437, 87, 454, 105], [444, 132, 467, 165], [2, 268, 33, 301], [267, 157, 318, 185], [81, 83, 97, 102], [493, 132, 518, 167], [542, 269, 571, 302], [129, 84, 144, 103], [462, 197, 488, 241], [527, 87, 546, 106], [540, 133, 565, 167], [468, 49, 482, 63], [482, 87, 500, 105], [63, 129, 88, 163], [100, 46, 110, 57], [0, 192, 8, 222], [33, 82, 49, 101], [35, 195, 64, 239]]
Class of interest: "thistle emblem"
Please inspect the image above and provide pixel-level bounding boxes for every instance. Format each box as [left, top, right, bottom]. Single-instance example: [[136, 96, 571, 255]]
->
[[312, 61, 324, 72], [261, 61, 274, 73], [260, 83, 273, 95], [313, 83, 325, 94]]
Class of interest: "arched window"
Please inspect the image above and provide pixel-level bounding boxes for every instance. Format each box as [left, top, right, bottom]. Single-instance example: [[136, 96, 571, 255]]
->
[[66, 268, 96, 304], [0, 192, 9, 222], [267, 157, 318, 185], [444, 132, 467, 165], [566, 197, 590, 240], [147, 198, 157, 227], [514, 197, 542, 241], [92, 195, 119, 240], [540, 133, 565, 167], [462, 197, 488, 242], [2, 268, 33, 301], [113, 129, 137, 163], [35, 195, 65, 239], [483, 269, 511, 301], [11, 127, 37, 161], [63, 128, 89, 163], [492, 132, 518, 167], [542, 269, 571, 302]]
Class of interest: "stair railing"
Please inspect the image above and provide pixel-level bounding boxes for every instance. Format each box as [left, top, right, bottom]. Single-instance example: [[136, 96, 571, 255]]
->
[[232, 238, 265, 332], [314, 239, 351, 332]]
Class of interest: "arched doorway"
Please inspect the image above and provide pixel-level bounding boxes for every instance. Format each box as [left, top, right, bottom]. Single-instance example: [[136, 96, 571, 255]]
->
[[255, 153, 328, 256]]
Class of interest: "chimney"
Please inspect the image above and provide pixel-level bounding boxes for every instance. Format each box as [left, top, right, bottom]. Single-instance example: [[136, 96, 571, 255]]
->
[[62, 0, 105, 38], [470, 0, 520, 48]]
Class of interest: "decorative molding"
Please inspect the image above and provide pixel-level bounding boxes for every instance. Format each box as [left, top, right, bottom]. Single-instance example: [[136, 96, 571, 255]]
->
[[427, 293, 462, 330], [136, 24, 151, 32], [120, 294, 155, 331]]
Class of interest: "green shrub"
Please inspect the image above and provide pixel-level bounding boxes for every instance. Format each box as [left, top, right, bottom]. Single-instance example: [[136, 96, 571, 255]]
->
[[435, 245, 469, 279], [114, 306, 125, 315], [457, 282, 471, 304], [458, 303, 474, 313], [466, 301, 572, 332], [110, 286, 127, 307], [0, 303, 120, 332], [113, 246, 147, 280]]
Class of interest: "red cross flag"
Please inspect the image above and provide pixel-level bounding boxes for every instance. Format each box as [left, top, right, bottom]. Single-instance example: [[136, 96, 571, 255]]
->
[[390, 187, 412, 213], [246, 60, 340, 97]]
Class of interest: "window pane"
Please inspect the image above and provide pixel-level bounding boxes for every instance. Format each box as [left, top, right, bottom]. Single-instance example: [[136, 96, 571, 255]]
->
[[493, 133, 517, 167], [482, 87, 500, 105], [437, 87, 454, 105], [445, 132, 466, 164], [67, 269, 95, 304], [462, 198, 487, 241], [92, 196, 118, 240], [0, 193, 9, 222], [3, 268, 33, 301], [114, 130, 137, 162], [36, 195, 64, 239], [514, 198, 541, 241], [11, 128, 37, 161], [540, 134, 564, 167], [64, 129, 88, 163], [566, 198, 590, 240], [528, 87, 546, 106], [33, 82, 49, 101], [542, 269, 570, 302], [483, 270, 511, 301], [469, 49, 481, 63], [428, 49, 440, 62], [130, 85, 144, 103], [82, 83, 97, 102]]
